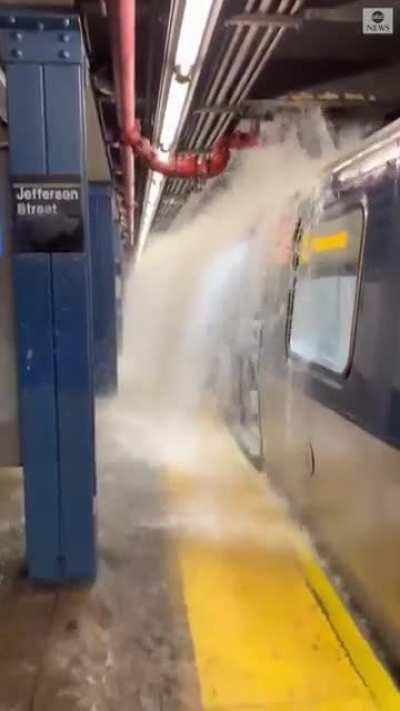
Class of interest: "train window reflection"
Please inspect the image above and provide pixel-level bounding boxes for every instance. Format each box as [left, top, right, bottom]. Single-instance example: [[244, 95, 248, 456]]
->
[[289, 205, 364, 374]]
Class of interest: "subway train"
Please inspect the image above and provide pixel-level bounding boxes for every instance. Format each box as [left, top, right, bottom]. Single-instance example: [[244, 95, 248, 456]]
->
[[235, 119, 400, 671]]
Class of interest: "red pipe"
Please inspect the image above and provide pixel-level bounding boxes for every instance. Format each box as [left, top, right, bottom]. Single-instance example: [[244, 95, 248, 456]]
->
[[108, 0, 258, 241], [123, 123, 258, 179]]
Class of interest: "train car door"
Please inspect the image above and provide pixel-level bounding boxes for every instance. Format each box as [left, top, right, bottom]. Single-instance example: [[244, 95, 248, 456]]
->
[[260, 218, 314, 505], [287, 173, 400, 664]]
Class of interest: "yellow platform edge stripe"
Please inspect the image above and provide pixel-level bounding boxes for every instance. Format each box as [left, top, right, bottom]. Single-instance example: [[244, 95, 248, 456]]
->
[[228, 431, 400, 709], [300, 552, 400, 709]]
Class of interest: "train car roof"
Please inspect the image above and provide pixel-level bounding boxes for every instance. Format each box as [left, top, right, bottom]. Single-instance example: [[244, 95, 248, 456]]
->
[[328, 117, 400, 187]]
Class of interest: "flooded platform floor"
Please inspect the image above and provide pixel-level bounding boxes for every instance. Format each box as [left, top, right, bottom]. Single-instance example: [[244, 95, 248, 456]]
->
[[0, 416, 397, 710]]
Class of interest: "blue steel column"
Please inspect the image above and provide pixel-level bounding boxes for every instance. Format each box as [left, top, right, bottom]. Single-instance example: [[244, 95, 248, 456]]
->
[[114, 220, 124, 351], [89, 183, 118, 396], [0, 10, 96, 581]]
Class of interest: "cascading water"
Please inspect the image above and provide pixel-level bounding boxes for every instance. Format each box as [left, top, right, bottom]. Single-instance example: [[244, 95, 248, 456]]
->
[[99, 110, 366, 477], [81, 113, 372, 710]]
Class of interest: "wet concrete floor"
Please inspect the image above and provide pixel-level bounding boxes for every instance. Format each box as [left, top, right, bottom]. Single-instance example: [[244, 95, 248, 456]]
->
[[0, 414, 389, 710], [0, 459, 200, 711]]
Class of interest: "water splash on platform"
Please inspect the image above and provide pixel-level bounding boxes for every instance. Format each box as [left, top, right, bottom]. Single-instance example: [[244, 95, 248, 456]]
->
[[99, 111, 360, 547]]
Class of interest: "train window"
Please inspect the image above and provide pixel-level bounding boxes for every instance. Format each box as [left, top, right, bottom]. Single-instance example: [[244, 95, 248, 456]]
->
[[289, 205, 364, 374]]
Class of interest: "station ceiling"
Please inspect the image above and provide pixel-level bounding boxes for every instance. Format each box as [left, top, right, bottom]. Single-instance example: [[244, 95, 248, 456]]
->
[[1, 1, 400, 245]]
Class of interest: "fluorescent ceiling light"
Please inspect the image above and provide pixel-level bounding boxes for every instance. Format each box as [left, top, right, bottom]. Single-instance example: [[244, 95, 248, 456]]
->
[[147, 173, 163, 207], [160, 78, 188, 151], [139, 0, 215, 248], [145, 181, 163, 220], [160, 0, 214, 151], [175, 0, 214, 76], [137, 171, 165, 256]]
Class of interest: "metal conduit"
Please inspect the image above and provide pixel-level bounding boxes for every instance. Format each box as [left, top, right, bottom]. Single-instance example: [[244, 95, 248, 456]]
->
[[170, 1, 291, 193], [189, 0, 264, 150], [162, 11, 269, 201], [163, 0, 305, 212], [188, 0, 259, 149], [231, 0, 299, 103], [193, 0, 273, 148], [168, 0, 263, 195], [155, 0, 306, 225], [209, 0, 305, 145], [201, 0, 297, 147], [206, 0, 304, 146]]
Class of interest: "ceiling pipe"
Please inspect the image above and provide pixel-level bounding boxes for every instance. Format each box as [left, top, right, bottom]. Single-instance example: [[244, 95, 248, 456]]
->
[[207, 0, 303, 147], [107, 0, 258, 240], [106, 0, 135, 246], [123, 123, 258, 179]]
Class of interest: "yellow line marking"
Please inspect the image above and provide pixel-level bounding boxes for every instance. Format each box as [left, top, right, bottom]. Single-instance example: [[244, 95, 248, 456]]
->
[[167, 420, 394, 710], [301, 553, 400, 711], [234, 431, 400, 710]]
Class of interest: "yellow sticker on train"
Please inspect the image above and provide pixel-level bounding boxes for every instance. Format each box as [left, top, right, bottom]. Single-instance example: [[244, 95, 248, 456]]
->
[[300, 230, 348, 263], [311, 230, 349, 252]]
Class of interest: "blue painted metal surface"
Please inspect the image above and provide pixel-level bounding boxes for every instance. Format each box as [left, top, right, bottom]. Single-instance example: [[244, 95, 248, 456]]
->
[[3, 9, 96, 582], [89, 183, 118, 395], [7, 64, 46, 175], [114, 221, 124, 351], [0, 10, 81, 64], [52, 255, 96, 580], [13, 255, 61, 580], [45, 65, 84, 175]]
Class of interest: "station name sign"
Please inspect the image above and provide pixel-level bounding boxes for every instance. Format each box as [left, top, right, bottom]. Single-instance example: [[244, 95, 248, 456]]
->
[[14, 184, 80, 216], [12, 176, 84, 253]]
